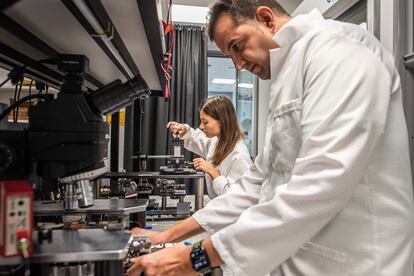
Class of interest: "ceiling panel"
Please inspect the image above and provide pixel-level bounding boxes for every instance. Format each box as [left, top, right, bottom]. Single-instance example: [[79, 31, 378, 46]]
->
[[1, 0, 164, 91], [101, 0, 161, 90], [4, 0, 127, 84]]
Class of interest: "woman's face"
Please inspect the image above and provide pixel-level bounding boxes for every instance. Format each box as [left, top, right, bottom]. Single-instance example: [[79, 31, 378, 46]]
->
[[199, 111, 221, 138]]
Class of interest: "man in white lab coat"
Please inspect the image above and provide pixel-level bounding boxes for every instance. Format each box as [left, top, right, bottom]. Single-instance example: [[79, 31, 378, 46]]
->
[[128, 0, 414, 275]]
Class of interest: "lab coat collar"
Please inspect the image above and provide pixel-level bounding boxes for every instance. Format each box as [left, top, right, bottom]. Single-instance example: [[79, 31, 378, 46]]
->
[[273, 9, 324, 47], [269, 9, 325, 79]]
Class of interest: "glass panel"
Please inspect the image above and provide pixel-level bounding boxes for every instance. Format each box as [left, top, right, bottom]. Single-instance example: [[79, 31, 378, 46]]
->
[[207, 56, 256, 154], [208, 57, 236, 102], [236, 70, 255, 153]]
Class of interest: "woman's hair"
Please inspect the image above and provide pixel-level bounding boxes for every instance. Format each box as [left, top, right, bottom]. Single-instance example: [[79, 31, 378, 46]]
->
[[207, 0, 288, 41], [199, 96, 244, 166]]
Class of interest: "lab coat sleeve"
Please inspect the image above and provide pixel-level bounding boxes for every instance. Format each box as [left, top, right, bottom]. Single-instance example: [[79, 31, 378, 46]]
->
[[192, 153, 264, 234], [210, 37, 393, 276], [179, 124, 212, 158], [212, 154, 253, 196]]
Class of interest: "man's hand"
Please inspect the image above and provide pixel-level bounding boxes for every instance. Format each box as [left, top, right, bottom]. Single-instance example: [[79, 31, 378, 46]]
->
[[127, 243, 197, 276], [167, 121, 187, 136], [130, 227, 169, 244], [193, 158, 220, 179]]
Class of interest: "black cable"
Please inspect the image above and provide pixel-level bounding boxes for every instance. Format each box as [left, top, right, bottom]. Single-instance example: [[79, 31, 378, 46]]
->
[[28, 80, 34, 107], [13, 84, 18, 122], [15, 80, 23, 122], [0, 76, 10, 88], [21, 248, 30, 276], [167, 1, 171, 25], [0, 94, 49, 123], [0, 263, 24, 275]]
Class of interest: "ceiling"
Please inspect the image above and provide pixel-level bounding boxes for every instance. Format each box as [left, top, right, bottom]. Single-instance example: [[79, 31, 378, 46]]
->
[[0, 0, 165, 92]]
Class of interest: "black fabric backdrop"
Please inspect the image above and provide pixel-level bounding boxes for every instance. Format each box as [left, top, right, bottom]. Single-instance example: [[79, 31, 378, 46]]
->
[[140, 25, 207, 193]]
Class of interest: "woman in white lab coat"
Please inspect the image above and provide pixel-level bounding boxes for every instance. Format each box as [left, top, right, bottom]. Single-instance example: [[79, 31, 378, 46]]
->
[[167, 95, 252, 199]]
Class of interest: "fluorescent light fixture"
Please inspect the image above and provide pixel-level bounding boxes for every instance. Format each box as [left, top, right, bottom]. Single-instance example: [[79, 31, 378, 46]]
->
[[238, 83, 254, 89], [212, 78, 235, 84], [172, 5, 209, 24], [72, 0, 134, 78]]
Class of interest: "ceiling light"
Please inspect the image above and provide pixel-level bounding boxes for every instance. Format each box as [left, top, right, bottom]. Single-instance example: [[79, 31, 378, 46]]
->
[[212, 78, 235, 84], [172, 5, 209, 24], [238, 83, 254, 88]]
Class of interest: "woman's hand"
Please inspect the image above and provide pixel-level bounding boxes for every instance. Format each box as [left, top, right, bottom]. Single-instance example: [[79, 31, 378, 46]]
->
[[193, 158, 221, 179], [167, 121, 187, 136], [127, 243, 197, 276], [130, 227, 170, 244]]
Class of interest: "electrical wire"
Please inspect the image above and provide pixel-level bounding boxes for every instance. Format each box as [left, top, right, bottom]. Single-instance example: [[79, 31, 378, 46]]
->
[[0, 77, 10, 88], [0, 94, 49, 123], [28, 79, 34, 107], [0, 263, 25, 275], [18, 238, 30, 276], [161, 0, 174, 101], [12, 84, 18, 122], [15, 80, 23, 122]]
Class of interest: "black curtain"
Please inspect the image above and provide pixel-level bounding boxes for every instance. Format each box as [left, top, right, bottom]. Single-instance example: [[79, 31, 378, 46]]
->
[[139, 24, 207, 185]]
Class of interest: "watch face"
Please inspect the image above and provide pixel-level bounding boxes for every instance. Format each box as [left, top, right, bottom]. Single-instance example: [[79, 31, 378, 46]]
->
[[191, 242, 212, 273]]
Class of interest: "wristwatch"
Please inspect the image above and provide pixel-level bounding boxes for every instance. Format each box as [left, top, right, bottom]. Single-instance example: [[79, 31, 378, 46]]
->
[[190, 241, 212, 275]]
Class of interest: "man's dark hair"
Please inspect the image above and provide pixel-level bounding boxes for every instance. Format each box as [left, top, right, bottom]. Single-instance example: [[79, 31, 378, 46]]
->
[[207, 0, 288, 41]]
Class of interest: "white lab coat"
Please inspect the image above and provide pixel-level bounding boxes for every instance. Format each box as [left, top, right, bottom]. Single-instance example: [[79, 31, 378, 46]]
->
[[180, 125, 252, 198], [192, 10, 414, 276]]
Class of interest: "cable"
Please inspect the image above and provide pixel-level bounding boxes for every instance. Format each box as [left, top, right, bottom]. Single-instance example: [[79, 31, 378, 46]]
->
[[161, 0, 174, 101], [12, 84, 18, 122], [15, 80, 23, 122], [0, 94, 49, 123], [0, 263, 24, 275], [18, 238, 30, 276], [0, 77, 10, 88], [166, 0, 171, 25], [1, 56, 54, 92], [28, 79, 34, 107]]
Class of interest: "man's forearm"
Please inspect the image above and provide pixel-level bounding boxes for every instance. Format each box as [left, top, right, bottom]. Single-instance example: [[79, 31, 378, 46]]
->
[[164, 216, 205, 242], [202, 238, 224, 267]]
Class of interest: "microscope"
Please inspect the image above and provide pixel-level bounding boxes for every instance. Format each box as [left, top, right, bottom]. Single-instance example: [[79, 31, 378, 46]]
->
[[159, 137, 196, 175], [0, 54, 150, 264], [0, 54, 150, 208]]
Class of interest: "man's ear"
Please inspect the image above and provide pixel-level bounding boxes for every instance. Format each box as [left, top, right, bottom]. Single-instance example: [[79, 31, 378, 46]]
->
[[255, 6, 276, 30]]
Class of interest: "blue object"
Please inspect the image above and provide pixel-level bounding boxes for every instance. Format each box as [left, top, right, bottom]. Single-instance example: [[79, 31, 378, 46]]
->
[[183, 241, 192, 246], [145, 226, 153, 230]]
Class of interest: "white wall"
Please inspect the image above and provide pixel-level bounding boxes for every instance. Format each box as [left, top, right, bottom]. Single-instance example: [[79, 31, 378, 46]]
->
[[256, 79, 271, 154]]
